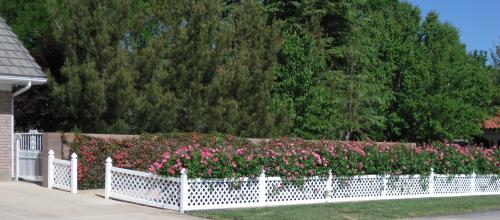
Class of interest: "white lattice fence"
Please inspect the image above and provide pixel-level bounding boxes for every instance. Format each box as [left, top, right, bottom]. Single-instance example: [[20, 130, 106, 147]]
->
[[266, 176, 328, 205], [52, 159, 71, 190], [103, 158, 500, 213], [332, 175, 383, 199], [188, 177, 260, 209], [386, 175, 430, 197], [47, 149, 78, 193], [108, 166, 180, 209], [474, 175, 500, 193], [434, 174, 471, 195]]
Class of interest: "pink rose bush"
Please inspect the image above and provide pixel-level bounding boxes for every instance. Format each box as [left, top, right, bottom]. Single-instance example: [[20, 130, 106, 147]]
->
[[68, 133, 500, 189]]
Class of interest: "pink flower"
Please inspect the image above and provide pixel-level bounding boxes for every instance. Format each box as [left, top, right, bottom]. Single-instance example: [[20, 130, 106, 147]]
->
[[283, 158, 289, 165], [202, 147, 211, 158], [236, 148, 245, 155], [245, 155, 253, 161], [149, 166, 156, 173]]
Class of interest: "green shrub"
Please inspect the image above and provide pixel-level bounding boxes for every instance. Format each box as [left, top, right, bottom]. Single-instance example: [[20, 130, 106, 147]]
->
[[68, 133, 500, 189]]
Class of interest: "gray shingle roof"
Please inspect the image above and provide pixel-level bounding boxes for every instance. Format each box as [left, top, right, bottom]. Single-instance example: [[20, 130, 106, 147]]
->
[[0, 16, 45, 80]]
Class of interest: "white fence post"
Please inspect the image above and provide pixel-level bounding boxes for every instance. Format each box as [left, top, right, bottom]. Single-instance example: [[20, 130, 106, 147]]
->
[[429, 168, 435, 195], [325, 170, 333, 200], [471, 172, 476, 194], [70, 153, 78, 194], [258, 169, 266, 206], [47, 149, 54, 189], [15, 137, 20, 181], [381, 174, 388, 198], [179, 168, 188, 214], [104, 157, 112, 199]]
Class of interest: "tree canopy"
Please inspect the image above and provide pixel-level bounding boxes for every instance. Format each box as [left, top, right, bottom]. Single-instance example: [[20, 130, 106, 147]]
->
[[1, 0, 497, 142]]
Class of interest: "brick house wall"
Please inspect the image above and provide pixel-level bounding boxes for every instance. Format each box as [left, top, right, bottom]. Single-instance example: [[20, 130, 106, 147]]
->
[[0, 90, 11, 181]]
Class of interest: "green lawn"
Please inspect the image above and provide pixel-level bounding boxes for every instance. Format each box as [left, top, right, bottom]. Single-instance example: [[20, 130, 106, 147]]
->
[[192, 195, 500, 220]]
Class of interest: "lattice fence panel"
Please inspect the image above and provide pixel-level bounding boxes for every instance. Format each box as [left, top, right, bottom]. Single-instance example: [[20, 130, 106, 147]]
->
[[475, 175, 500, 193], [53, 159, 71, 191], [265, 177, 328, 203], [332, 176, 383, 198], [434, 175, 471, 194], [386, 175, 429, 196], [110, 167, 180, 210], [187, 178, 259, 208]]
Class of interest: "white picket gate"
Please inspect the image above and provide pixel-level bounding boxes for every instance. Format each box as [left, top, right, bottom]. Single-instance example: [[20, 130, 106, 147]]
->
[[15, 130, 43, 181], [47, 149, 78, 193]]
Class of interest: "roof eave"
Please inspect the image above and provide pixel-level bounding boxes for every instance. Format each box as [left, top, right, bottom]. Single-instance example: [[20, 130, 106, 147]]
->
[[0, 74, 47, 85]]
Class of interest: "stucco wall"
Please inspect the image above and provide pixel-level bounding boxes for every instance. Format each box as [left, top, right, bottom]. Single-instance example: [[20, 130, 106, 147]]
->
[[0, 90, 12, 181]]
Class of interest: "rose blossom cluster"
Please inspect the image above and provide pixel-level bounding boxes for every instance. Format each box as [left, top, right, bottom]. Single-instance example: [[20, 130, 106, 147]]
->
[[148, 137, 499, 179], [70, 133, 500, 188]]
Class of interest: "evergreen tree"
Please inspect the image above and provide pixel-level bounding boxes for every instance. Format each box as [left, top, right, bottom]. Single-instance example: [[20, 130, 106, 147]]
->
[[209, 0, 286, 137], [329, 1, 394, 140], [49, 0, 139, 132], [4, 0, 498, 142]]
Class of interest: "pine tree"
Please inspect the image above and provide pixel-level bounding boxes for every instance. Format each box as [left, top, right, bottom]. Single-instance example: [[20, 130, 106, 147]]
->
[[208, 0, 285, 137], [49, 0, 139, 132]]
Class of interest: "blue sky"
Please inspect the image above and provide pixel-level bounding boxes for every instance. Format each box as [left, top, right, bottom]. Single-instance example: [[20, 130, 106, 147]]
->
[[408, 0, 499, 55]]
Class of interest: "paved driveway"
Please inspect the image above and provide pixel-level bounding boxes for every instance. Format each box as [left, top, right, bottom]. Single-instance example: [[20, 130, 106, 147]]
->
[[0, 181, 205, 220]]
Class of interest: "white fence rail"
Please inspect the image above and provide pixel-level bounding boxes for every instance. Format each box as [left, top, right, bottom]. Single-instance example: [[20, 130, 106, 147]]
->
[[103, 157, 500, 213], [48, 149, 78, 193]]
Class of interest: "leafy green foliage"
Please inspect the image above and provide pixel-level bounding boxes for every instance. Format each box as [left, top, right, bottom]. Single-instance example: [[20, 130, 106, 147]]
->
[[272, 31, 334, 139], [2, 0, 498, 142]]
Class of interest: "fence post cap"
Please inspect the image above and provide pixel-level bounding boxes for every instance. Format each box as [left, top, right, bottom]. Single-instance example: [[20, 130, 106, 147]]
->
[[106, 157, 112, 163], [48, 149, 54, 156], [181, 168, 187, 175], [71, 153, 77, 159]]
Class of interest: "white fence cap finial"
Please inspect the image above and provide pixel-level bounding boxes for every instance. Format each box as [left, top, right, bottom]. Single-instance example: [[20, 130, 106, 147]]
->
[[48, 149, 54, 155], [71, 153, 77, 159], [106, 157, 112, 163], [181, 168, 187, 174]]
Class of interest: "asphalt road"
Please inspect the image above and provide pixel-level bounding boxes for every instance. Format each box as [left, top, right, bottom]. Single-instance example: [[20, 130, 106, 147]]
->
[[410, 210, 500, 220]]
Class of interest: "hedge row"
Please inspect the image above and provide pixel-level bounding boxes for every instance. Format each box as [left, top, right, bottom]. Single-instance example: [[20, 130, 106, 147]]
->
[[68, 133, 500, 189]]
